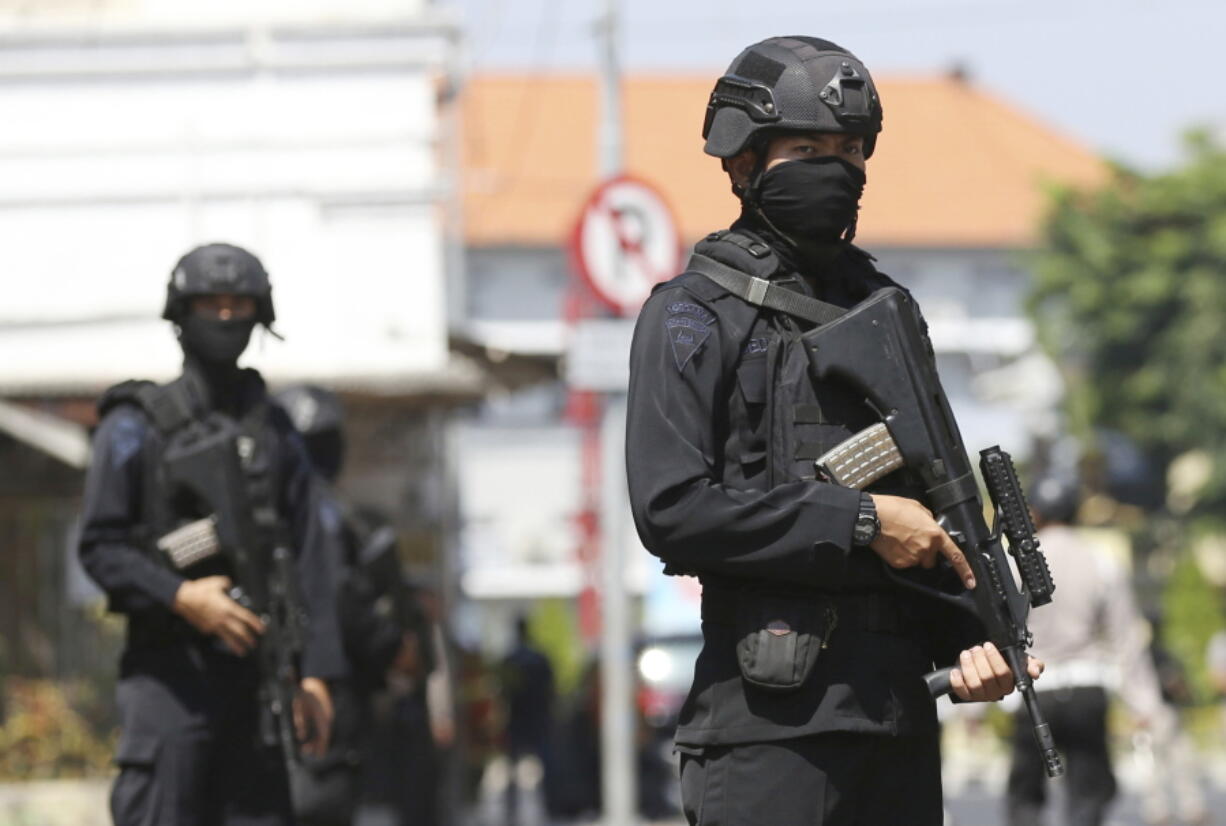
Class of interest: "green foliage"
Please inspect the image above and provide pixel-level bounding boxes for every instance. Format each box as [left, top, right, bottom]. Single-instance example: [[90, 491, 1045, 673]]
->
[[1161, 545, 1226, 704], [1029, 133, 1226, 513], [526, 599, 586, 696], [0, 679, 116, 780]]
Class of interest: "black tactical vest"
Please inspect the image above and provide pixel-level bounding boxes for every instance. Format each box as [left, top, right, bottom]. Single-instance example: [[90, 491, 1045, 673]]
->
[[693, 230, 922, 500], [97, 370, 285, 583]]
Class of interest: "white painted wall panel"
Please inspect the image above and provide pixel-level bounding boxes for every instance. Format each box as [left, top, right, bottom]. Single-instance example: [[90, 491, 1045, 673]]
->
[[0, 19, 455, 391]]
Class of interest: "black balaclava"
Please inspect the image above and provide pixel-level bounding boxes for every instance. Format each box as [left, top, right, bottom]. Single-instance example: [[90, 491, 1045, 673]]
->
[[179, 315, 256, 366], [755, 155, 866, 243], [178, 315, 256, 412]]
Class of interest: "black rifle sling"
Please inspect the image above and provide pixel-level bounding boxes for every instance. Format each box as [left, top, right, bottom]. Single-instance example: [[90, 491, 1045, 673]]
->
[[686, 253, 847, 326]]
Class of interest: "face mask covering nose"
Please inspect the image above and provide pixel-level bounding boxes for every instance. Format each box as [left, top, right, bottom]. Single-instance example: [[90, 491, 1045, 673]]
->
[[755, 155, 866, 242], [178, 316, 256, 365]]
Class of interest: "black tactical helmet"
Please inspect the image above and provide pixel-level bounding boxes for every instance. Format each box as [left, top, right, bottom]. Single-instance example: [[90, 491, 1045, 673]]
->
[[1029, 473, 1080, 525], [275, 384, 345, 481], [274, 384, 344, 437], [703, 36, 883, 160], [162, 242, 276, 325]]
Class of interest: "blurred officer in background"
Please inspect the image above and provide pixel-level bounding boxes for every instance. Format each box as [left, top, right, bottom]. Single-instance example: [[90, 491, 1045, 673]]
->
[[499, 616, 555, 826], [1134, 610, 1209, 826], [79, 243, 342, 826], [1006, 474, 1160, 826], [625, 36, 1038, 826], [275, 384, 440, 826]]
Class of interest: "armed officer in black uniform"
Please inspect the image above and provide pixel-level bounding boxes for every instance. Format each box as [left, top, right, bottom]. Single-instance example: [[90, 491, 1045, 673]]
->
[[79, 243, 344, 826], [625, 37, 1043, 825], [273, 384, 435, 826]]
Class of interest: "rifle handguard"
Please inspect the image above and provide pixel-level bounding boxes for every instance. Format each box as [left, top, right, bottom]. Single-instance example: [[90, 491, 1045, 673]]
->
[[980, 448, 1056, 607]]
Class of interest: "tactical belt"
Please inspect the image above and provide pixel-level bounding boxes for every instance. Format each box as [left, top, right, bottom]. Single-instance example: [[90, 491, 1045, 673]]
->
[[700, 586, 917, 637]]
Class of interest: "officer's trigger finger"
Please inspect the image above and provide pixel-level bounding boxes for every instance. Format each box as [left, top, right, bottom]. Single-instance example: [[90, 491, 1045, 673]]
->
[[941, 539, 976, 589], [236, 607, 266, 636], [226, 619, 257, 652]]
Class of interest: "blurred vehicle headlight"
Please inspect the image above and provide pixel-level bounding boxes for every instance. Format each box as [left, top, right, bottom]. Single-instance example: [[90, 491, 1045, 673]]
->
[[637, 646, 674, 685]]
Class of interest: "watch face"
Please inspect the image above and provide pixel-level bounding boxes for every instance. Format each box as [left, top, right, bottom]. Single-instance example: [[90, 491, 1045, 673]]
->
[[854, 514, 879, 545]]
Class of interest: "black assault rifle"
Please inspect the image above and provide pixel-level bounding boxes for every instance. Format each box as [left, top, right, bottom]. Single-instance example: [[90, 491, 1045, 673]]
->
[[159, 414, 308, 766], [805, 287, 1063, 778], [687, 253, 1062, 778]]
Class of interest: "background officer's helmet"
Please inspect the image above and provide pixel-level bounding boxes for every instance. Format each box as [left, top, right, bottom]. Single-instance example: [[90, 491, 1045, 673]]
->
[[275, 384, 344, 437], [274, 384, 345, 481], [1028, 473, 1080, 525], [162, 242, 276, 326], [703, 36, 884, 160]]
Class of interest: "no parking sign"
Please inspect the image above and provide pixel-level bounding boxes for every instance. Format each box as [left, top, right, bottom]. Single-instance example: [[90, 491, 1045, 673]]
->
[[569, 175, 682, 317]]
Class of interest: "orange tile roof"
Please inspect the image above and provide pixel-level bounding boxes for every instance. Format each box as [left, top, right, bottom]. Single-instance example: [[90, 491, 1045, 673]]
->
[[461, 73, 1107, 249]]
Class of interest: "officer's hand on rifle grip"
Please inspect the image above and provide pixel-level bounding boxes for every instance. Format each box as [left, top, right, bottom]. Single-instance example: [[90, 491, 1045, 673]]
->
[[172, 575, 267, 656], [867, 495, 976, 590], [295, 677, 334, 758]]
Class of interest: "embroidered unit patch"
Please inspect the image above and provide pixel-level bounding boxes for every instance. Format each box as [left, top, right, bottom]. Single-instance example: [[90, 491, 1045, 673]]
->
[[666, 301, 716, 326], [666, 313, 712, 372], [742, 337, 769, 357]]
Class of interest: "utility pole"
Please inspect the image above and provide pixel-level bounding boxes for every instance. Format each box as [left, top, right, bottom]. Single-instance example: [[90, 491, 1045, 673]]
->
[[595, 1, 636, 825]]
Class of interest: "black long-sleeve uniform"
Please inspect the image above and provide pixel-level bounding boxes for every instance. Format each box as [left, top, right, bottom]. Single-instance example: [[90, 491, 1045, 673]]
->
[[79, 361, 345, 826], [626, 220, 981, 749]]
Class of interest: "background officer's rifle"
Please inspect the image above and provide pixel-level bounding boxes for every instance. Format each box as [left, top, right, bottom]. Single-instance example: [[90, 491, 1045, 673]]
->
[[159, 414, 308, 766], [805, 286, 1063, 778]]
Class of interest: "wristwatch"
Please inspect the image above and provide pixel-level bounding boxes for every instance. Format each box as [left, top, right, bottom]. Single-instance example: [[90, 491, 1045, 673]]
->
[[852, 492, 880, 547]]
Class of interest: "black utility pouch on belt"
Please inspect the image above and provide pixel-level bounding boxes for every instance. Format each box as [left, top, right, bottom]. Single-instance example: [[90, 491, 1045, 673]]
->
[[735, 591, 838, 693]]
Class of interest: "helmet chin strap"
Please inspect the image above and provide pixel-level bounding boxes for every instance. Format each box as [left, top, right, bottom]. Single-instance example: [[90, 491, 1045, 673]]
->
[[842, 213, 858, 243], [738, 145, 804, 250]]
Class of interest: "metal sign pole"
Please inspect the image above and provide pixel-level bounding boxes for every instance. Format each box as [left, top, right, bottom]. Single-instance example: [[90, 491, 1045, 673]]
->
[[596, 1, 636, 825], [599, 393, 634, 826]]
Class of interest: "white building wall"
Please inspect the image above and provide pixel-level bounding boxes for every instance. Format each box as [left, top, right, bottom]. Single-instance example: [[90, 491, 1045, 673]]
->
[[453, 419, 652, 599], [0, 5, 461, 393]]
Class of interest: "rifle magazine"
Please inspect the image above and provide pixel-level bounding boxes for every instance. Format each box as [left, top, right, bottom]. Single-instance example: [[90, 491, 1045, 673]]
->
[[815, 422, 904, 490]]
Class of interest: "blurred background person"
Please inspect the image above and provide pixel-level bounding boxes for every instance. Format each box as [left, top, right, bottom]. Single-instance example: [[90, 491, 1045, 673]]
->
[[78, 244, 339, 826], [1130, 609, 1209, 826], [375, 585, 457, 826], [498, 616, 554, 826], [276, 384, 442, 826], [1006, 473, 1165, 826]]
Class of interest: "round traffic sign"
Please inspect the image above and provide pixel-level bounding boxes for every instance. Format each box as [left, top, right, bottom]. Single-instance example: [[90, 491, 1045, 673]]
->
[[569, 175, 682, 317]]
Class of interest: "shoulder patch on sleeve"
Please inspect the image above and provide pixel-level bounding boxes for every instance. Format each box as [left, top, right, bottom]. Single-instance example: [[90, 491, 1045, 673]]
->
[[101, 410, 147, 470], [665, 301, 716, 372]]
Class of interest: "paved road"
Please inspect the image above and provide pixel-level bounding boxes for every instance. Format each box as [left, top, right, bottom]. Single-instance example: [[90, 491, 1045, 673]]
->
[[6, 759, 1224, 826], [946, 789, 1220, 826]]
